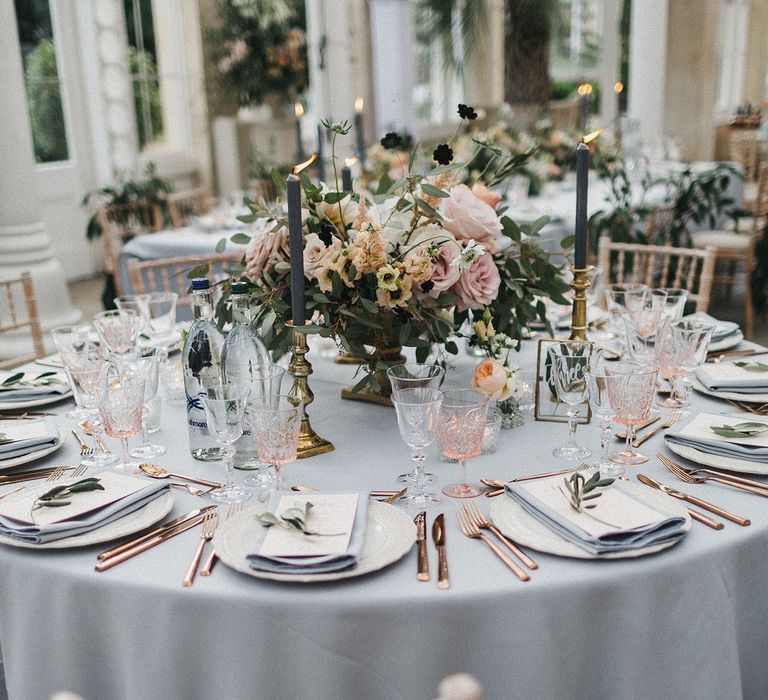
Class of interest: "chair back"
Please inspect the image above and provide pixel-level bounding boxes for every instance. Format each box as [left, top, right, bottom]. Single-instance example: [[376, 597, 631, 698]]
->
[[729, 130, 760, 183], [597, 236, 717, 312], [167, 189, 210, 228], [0, 272, 45, 368], [644, 203, 676, 245], [128, 252, 245, 310]]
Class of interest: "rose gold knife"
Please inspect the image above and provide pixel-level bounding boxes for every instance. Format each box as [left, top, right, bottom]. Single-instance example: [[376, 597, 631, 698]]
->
[[432, 513, 449, 589], [414, 512, 429, 582]]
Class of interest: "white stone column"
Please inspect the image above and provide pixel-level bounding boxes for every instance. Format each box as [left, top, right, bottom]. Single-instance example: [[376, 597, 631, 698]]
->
[[369, 0, 417, 137], [464, 0, 504, 113], [627, 0, 669, 152], [0, 0, 82, 359], [598, 0, 622, 129]]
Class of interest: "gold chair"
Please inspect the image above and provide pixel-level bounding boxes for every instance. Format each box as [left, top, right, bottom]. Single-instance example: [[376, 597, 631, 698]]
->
[[729, 130, 761, 211], [690, 165, 768, 338], [0, 272, 45, 369], [597, 236, 717, 313], [167, 189, 211, 228], [98, 201, 162, 296], [128, 252, 245, 310]]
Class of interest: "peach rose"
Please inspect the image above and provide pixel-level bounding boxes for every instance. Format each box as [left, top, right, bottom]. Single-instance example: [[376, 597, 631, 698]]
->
[[439, 184, 502, 252], [243, 222, 288, 283], [303, 232, 340, 280], [453, 252, 501, 311], [471, 183, 502, 210], [472, 359, 509, 400]]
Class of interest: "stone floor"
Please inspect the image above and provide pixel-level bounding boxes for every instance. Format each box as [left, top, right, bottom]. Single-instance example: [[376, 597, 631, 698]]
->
[[67, 275, 768, 344]]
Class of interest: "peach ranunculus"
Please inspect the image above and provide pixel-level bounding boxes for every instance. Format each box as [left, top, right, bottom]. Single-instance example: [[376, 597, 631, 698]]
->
[[472, 359, 510, 401], [243, 221, 289, 284], [438, 184, 502, 252], [453, 251, 501, 311], [471, 183, 502, 210]]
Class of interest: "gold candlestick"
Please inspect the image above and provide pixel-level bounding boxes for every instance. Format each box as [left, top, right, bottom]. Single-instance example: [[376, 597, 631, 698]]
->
[[569, 266, 591, 341], [285, 323, 334, 459]]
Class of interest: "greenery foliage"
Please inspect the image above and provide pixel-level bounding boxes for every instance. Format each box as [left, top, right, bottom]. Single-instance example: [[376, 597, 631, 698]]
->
[[25, 39, 68, 163]]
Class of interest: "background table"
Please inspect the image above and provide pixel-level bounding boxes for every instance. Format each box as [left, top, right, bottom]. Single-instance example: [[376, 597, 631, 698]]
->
[[0, 339, 766, 700]]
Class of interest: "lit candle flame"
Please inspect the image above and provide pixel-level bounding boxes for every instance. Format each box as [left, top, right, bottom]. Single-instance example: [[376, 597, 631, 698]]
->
[[292, 153, 317, 175], [581, 129, 603, 145], [294, 102, 304, 118], [344, 156, 358, 167], [577, 84, 587, 96], [355, 97, 364, 113], [614, 82, 624, 94], [584, 83, 593, 95]]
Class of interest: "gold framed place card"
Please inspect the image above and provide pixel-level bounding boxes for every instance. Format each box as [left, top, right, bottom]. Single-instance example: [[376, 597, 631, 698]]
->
[[534, 339, 593, 424]]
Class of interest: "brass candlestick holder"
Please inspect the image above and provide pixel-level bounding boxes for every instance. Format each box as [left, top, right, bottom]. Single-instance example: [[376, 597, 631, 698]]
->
[[569, 266, 591, 341], [285, 323, 334, 459]]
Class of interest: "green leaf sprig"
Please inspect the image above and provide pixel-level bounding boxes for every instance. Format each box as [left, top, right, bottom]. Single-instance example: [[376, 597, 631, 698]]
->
[[734, 361, 768, 373], [1, 371, 60, 389], [563, 472, 615, 513], [33, 478, 104, 511], [255, 502, 345, 537], [710, 422, 768, 439]]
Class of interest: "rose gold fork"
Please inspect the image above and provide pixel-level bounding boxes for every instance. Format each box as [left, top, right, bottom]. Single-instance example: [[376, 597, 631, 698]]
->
[[463, 499, 539, 570], [658, 453, 768, 497], [456, 508, 530, 582], [200, 502, 242, 576], [182, 510, 219, 587]]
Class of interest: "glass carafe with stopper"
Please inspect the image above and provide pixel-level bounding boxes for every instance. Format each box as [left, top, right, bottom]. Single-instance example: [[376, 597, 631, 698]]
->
[[182, 278, 225, 460]]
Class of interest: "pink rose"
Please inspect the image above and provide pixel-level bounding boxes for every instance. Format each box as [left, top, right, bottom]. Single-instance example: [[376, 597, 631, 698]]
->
[[472, 359, 508, 400], [302, 232, 341, 280], [243, 223, 288, 283], [439, 184, 502, 251], [453, 252, 501, 311], [428, 241, 461, 297], [471, 183, 502, 210]]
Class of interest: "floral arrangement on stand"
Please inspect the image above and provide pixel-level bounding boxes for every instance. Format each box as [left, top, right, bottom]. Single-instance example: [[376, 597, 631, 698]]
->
[[220, 104, 571, 400], [470, 309, 526, 428], [210, 0, 308, 108]]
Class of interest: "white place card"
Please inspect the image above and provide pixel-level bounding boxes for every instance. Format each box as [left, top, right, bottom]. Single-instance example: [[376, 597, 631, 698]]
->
[[517, 475, 672, 538], [678, 412, 768, 448], [259, 493, 359, 558], [0, 471, 154, 526]]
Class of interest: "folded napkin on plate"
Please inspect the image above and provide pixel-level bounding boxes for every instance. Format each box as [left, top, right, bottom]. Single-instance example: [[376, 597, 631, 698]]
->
[[665, 412, 768, 461], [684, 313, 740, 341], [695, 362, 768, 394], [0, 370, 69, 401], [0, 471, 169, 544], [0, 419, 59, 460], [505, 474, 687, 556], [247, 492, 368, 574]]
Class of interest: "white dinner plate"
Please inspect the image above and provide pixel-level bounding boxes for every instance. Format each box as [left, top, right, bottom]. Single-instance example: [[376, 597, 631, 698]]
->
[[0, 490, 174, 549], [692, 376, 768, 403], [0, 426, 66, 471], [664, 439, 768, 476], [707, 331, 744, 353], [0, 388, 73, 411], [214, 500, 416, 583], [489, 481, 691, 560]]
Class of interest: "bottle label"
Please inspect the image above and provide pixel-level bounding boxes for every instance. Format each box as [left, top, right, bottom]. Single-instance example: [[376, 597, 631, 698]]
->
[[186, 390, 208, 433]]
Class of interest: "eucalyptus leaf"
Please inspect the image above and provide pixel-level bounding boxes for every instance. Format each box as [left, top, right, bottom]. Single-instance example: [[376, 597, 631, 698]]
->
[[733, 361, 768, 373]]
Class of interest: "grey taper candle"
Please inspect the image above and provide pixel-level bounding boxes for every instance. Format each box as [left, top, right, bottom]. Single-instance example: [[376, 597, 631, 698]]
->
[[574, 142, 589, 269], [287, 172, 305, 325]]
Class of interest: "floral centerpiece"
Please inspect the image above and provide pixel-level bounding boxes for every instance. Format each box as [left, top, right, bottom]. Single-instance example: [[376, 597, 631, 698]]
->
[[222, 104, 571, 399]]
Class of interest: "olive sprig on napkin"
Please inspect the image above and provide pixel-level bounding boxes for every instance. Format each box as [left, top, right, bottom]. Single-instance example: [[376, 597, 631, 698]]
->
[[33, 478, 104, 511], [733, 361, 768, 373], [1, 371, 61, 389], [710, 422, 768, 439], [563, 472, 615, 513], [255, 502, 345, 537]]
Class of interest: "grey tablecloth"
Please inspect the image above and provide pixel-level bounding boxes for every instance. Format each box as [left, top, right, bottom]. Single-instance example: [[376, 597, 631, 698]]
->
[[0, 338, 766, 700]]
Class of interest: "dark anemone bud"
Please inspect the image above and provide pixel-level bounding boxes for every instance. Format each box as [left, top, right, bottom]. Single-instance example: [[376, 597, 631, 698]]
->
[[318, 223, 334, 247], [457, 103, 478, 120], [380, 132, 403, 150], [432, 144, 454, 165], [420, 280, 435, 293]]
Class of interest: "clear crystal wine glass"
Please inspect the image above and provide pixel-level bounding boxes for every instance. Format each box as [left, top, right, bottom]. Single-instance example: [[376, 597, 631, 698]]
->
[[586, 352, 620, 476], [604, 283, 648, 344], [653, 288, 688, 322], [605, 361, 658, 466], [391, 388, 443, 508], [549, 342, 592, 460], [201, 383, 252, 503], [247, 394, 303, 500], [98, 361, 146, 473], [242, 365, 287, 489], [387, 363, 444, 485], [93, 309, 140, 355], [437, 389, 489, 498], [671, 319, 716, 413], [145, 292, 178, 344], [50, 324, 92, 420], [654, 317, 685, 408]]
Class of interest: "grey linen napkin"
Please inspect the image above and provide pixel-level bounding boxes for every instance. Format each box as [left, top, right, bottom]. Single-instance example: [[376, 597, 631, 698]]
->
[[247, 492, 369, 574], [666, 414, 768, 461], [684, 313, 739, 341], [695, 364, 768, 394], [0, 422, 59, 461], [0, 480, 169, 544], [504, 481, 687, 556]]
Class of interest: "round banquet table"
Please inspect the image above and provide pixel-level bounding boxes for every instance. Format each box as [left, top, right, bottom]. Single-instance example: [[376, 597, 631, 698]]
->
[[0, 339, 767, 700]]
